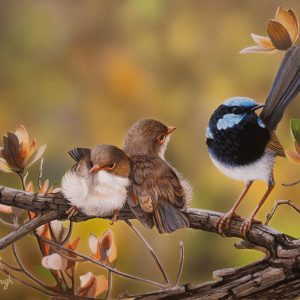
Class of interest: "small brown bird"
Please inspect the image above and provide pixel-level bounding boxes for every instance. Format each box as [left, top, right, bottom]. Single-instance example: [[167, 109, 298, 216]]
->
[[123, 119, 192, 233], [61, 145, 131, 220]]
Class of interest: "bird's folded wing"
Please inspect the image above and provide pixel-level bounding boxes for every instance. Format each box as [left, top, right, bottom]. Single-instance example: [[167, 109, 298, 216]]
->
[[130, 155, 186, 209], [266, 132, 286, 157]]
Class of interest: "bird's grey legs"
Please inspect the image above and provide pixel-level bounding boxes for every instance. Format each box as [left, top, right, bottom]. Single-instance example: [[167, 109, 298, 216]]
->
[[217, 181, 253, 234], [240, 183, 275, 238]]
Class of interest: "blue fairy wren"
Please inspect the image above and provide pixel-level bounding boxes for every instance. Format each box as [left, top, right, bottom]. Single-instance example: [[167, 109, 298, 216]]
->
[[206, 46, 300, 237]]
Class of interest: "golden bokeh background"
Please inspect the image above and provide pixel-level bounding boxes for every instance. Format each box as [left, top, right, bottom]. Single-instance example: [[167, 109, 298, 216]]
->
[[0, 1, 300, 299]]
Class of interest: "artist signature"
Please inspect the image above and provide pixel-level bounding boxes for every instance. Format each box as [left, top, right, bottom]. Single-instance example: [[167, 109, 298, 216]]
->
[[0, 275, 13, 290]]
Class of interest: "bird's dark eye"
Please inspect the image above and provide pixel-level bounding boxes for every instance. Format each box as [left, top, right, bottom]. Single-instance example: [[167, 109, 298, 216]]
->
[[158, 135, 166, 144], [232, 107, 239, 113], [107, 163, 116, 170]]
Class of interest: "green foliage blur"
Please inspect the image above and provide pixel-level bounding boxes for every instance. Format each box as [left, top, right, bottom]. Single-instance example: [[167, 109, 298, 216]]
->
[[0, 1, 300, 299]]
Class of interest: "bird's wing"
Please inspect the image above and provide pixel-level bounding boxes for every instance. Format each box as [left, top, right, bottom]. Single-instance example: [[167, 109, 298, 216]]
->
[[130, 156, 186, 208], [128, 155, 189, 233], [266, 132, 286, 157], [68, 148, 91, 162], [260, 46, 300, 131]]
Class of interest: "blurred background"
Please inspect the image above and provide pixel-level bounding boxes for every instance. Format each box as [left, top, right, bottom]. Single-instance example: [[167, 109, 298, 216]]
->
[[0, 1, 300, 299]]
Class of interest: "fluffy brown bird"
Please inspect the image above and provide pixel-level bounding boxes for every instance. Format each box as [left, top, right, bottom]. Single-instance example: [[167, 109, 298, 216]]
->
[[123, 119, 192, 233], [61, 145, 131, 220]]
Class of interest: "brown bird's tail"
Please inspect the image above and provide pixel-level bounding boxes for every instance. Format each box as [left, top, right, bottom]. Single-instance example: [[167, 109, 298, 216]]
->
[[153, 201, 190, 234], [261, 45, 300, 131]]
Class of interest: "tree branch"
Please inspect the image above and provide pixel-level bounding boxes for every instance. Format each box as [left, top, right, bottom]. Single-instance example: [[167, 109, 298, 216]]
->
[[0, 185, 299, 299]]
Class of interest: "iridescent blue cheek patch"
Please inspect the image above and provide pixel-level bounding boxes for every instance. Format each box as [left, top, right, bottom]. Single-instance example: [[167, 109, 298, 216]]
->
[[217, 113, 246, 130]]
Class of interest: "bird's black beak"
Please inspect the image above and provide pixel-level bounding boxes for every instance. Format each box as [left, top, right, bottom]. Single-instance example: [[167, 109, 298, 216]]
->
[[251, 104, 265, 111]]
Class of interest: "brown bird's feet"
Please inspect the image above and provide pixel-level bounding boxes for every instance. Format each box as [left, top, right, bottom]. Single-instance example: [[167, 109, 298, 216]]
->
[[240, 217, 261, 238], [216, 211, 238, 235], [110, 209, 120, 225], [66, 205, 78, 220]]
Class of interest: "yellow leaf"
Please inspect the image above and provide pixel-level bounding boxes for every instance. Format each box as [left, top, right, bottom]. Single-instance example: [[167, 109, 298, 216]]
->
[[25, 181, 34, 193], [275, 7, 298, 43], [251, 34, 274, 49], [99, 229, 117, 263], [93, 275, 108, 297], [0, 158, 12, 173], [288, 9, 299, 42], [285, 150, 300, 163]]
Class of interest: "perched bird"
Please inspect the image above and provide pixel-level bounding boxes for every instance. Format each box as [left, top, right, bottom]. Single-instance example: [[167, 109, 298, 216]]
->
[[61, 144, 131, 221], [123, 119, 192, 233], [206, 46, 300, 237]]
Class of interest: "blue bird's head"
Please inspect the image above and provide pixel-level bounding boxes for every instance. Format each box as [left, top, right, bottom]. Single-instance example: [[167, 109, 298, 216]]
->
[[206, 97, 265, 139]]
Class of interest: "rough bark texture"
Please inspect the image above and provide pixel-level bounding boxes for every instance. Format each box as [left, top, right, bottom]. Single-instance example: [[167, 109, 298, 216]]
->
[[0, 185, 299, 299]]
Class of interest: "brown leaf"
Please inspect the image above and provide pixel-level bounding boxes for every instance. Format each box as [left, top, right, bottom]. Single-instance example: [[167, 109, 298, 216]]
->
[[99, 229, 117, 263], [79, 272, 95, 296], [275, 7, 298, 43], [267, 19, 292, 50], [15, 125, 30, 161], [288, 9, 299, 41]]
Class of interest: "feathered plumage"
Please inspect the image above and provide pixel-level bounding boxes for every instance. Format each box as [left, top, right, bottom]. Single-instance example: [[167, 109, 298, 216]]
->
[[261, 46, 300, 131], [124, 119, 192, 234], [61, 144, 131, 217]]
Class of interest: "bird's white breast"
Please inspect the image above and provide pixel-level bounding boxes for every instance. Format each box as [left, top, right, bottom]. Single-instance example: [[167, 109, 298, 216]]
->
[[209, 151, 275, 183], [61, 170, 130, 216]]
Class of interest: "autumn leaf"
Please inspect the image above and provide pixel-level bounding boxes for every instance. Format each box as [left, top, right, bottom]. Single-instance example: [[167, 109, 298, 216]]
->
[[240, 7, 298, 54], [78, 272, 108, 297], [41, 253, 68, 271], [0, 125, 46, 173], [89, 229, 117, 264]]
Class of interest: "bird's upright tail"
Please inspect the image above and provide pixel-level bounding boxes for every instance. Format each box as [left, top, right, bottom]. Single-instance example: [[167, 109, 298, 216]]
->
[[153, 201, 190, 234], [261, 46, 300, 131]]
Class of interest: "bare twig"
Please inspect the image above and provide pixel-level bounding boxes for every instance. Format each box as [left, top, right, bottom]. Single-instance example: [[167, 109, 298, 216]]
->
[[265, 200, 300, 225], [49, 220, 73, 245], [18, 171, 27, 190], [175, 241, 184, 287], [0, 210, 60, 250], [282, 178, 300, 187], [106, 267, 113, 300], [60, 271, 70, 292], [125, 220, 170, 285], [11, 243, 57, 292], [39, 235, 167, 288], [0, 216, 15, 228], [38, 158, 44, 190], [60, 221, 73, 245], [57, 250, 88, 263], [0, 259, 22, 271], [0, 267, 59, 297], [71, 269, 75, 293]]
